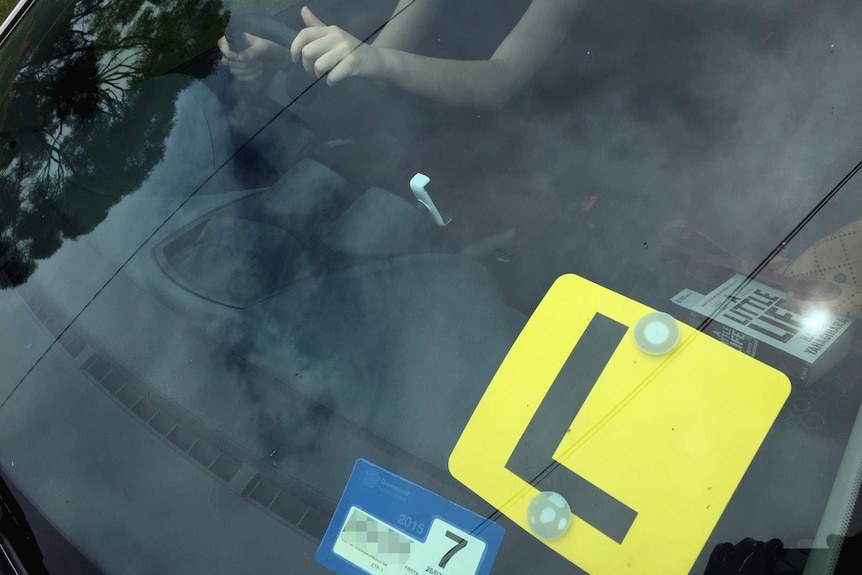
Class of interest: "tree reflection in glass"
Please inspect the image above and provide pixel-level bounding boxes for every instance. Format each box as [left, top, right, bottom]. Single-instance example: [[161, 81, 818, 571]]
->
[[0, 0, 229, 287]]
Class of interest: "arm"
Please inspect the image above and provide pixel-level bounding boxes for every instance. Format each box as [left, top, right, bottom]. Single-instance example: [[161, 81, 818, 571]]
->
[[293, 1, 587, 109], [217, 0, 441, 83], [381, 0, 583, 109]]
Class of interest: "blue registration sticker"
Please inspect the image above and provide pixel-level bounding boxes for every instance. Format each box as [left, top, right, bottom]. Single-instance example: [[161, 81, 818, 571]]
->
[[316, 459, 504, 575]]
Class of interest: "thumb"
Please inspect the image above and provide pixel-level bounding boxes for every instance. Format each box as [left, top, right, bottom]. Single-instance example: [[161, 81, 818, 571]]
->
[[301, 6, 326, 27]]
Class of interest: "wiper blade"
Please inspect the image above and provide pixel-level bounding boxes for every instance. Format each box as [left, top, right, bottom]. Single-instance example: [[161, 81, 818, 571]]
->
[[0, 471, 48, 575]]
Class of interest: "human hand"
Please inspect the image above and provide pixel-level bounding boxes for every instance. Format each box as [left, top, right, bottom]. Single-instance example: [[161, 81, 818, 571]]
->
[[290, 6, 384, 85], [218, 33, 289, 81]]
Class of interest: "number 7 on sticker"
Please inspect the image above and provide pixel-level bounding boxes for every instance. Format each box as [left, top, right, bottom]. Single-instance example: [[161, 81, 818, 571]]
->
[[413, 521, 486, 575], [438, 531, 467, 568]]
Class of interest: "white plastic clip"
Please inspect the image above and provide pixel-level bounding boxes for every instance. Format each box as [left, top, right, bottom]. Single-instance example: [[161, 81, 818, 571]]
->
[[410, 173, 452, 226]]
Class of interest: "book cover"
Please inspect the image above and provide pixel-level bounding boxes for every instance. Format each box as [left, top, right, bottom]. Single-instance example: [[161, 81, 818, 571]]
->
[[671, 274, 856, 385]]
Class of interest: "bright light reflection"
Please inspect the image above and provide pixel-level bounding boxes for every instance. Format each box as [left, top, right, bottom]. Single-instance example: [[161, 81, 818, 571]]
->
[[803, 310, 829, 330]]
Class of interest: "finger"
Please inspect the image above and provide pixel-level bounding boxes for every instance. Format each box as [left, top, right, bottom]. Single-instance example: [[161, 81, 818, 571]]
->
[[326, 54, 361, 85], [301, 6, 327, 28], [291, 27, 330, 64], [224, 58, 259, 72], [243, 34, 272, 60], [223, 55, 249, 71], [225, 61, 263, 78], [217, 36, 230, 57], [310, 47, 342, 78], [301, 35, 344, 75], [228, 32, 255, 57], [233, 65, 264, 81], [235, 71, 263, 81], [221, 52, 246, 63], [231, 70, 263, 81]]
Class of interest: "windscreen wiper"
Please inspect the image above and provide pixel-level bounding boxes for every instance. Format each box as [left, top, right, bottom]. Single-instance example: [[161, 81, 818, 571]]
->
[[0, 471, 48, 575]]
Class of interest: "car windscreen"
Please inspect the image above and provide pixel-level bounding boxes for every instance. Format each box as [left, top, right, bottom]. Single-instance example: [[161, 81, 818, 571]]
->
[[2, 1, 862, 574]]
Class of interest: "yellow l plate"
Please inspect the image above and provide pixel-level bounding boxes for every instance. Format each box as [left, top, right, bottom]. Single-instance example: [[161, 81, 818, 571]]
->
[[449, 274, 790, 575]]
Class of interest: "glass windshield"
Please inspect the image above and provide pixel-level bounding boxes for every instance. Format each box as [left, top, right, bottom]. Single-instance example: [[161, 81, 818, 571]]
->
[[2, 1, 862, 574]]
